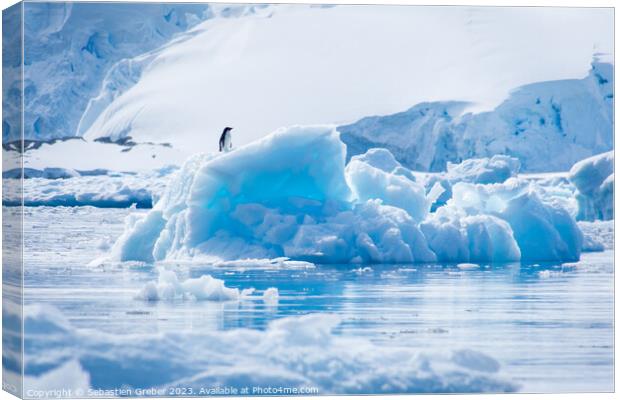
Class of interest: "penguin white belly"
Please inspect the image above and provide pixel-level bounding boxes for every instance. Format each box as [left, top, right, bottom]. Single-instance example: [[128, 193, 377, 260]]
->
[[223, 132, 232, 152]]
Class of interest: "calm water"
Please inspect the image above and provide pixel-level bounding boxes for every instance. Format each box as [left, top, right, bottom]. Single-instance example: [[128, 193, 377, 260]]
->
[[22, 207, 614, 393]]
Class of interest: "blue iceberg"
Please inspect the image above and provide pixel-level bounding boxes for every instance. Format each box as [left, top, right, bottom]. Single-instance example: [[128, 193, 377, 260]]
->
[[111, 126, 583, 264]]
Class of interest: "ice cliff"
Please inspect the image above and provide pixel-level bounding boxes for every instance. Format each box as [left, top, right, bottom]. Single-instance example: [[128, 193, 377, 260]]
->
[[340, 62, 613, 172], [111, 126, 583, 264]]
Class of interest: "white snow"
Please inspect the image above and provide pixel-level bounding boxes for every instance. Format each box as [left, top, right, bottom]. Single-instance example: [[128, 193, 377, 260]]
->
[[78, 5, 612, 158], [569, 151, 614, 221]]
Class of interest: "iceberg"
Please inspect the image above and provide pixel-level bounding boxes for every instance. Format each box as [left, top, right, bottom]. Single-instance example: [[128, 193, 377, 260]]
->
[[111, 126, 584, 264], [111, 126, 436, 264], [569, 151, 614, 221]]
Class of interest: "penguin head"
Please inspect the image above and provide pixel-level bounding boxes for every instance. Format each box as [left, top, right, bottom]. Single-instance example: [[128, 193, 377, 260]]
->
[[223, 127, 233, 134]]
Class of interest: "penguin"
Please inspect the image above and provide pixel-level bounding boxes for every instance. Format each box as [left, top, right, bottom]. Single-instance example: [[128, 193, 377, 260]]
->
[[219, 127, 233, 152]]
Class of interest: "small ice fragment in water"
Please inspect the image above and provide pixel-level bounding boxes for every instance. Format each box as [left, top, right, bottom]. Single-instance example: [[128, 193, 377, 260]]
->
[[263, 287, 279, 304], [457, 263, 480, 269], [538, 270, 562, 278], [136, 268, 254, 302], [352, 266, 373, 274]]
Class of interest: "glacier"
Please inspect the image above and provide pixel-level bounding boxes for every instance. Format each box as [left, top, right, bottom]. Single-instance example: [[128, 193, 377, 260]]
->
[[9, 5, 613, 177], [568, 151, 614, 221], [70, 5, 611, 160], [340, 61, 613, 172], [3, 2, 211, 144], [110, 126, 584, 264]]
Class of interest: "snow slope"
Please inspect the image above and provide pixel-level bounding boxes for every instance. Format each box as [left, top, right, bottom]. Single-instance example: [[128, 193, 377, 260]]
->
[[340, 61, 613, 172], [78, 5, 612, 161], [3, 2, 211, 143]]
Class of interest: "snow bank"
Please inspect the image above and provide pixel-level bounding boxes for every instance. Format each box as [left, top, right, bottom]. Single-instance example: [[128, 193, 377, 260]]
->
[[111, 126, 585, 264], [17, 304, 517, 394], [137, 268, 253, 301], [569, 151, 613, 221]]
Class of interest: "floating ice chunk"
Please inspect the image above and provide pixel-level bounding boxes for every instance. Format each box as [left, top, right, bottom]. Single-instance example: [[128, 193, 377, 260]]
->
[[538, 270, 563, 279], [457, 263, 480, 269], [16, 304, 517, 394], [136, 268, 250, 302], [213, 258, 316, 270], [262, 287, 279, 305], [569, 151, 613, 221]]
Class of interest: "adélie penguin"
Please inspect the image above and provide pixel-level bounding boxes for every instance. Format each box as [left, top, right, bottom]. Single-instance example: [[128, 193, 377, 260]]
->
[[219, 127, 233, 152]]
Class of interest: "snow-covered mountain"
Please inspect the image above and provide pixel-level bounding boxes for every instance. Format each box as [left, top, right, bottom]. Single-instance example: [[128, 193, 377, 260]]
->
[[340, 61, 613, 172], [8, 4, 613, 174], [78, 5, 612, 156], [3, 2, 211, 144]]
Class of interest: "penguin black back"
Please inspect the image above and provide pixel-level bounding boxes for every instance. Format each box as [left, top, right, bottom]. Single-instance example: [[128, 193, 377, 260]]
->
[[219, 127, 233, 152]]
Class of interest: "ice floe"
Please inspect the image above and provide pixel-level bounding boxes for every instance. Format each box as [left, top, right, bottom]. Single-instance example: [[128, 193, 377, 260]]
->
[[13, 303, 517, 394]]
